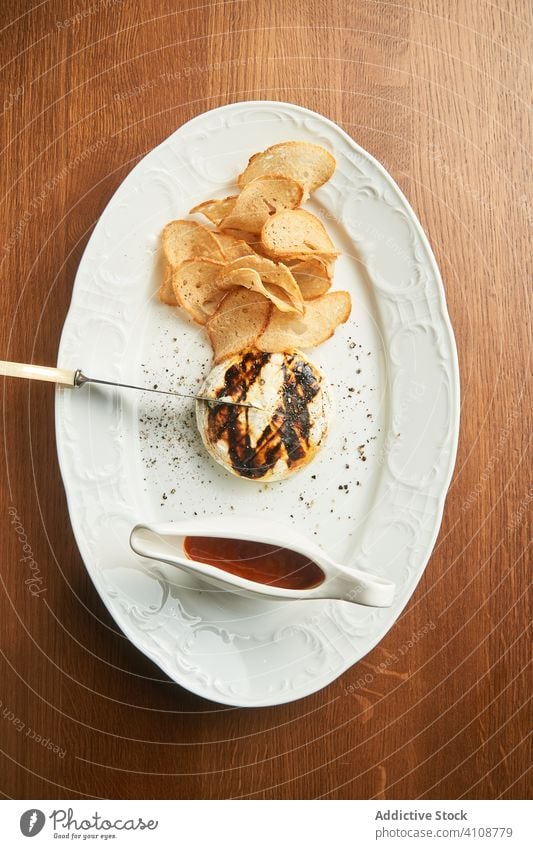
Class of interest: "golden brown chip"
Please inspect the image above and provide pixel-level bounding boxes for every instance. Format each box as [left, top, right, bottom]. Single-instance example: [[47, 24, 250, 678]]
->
[[257, 291, 351, 352], [261, 209, 339, 260], [171, 258, 226, 325], [161, 220, 224, 268], [159, 261, 178, 305], [237, 141, 336, 197], [283, 251, 338, 265], [220, 267, 303, 314], [213, 231, 256, 261], [206, 288, 272, 364], [289, 258, 332, 300], [287, 255, 335, 276], [224, 253, 291, 279], [216, 228, 265, 255], [189, 196, 237, 227], [220, 254, 304, 314], [219, 175, 303, 234]]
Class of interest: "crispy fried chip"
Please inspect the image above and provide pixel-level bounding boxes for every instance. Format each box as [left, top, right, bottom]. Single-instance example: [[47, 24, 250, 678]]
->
[[161, 220, 224, 267], [237, 141, 336, 198], [257, 291, 351, 352], [171, 258, 226, 325], [213, 231, 257, 261], [220, 267, 303, 314], [220, 254, 304, 314], [282, 251, 338, 265], [219, 175, 303, 234], [189, 196, 237, 227], [206, 288, 272, 364], [159, 221, 224, 306], [261, 209, 339, 259], [222, 229, 265, 255], [159, 260, 178, 305], [289, 258, 332, 300]]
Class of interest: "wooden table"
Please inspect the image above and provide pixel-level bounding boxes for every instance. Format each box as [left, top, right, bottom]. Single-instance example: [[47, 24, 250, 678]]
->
[[0, 0, 530, 800]]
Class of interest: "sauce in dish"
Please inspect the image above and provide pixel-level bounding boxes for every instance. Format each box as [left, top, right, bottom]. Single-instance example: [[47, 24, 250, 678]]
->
[[183, 536, 325, 590]]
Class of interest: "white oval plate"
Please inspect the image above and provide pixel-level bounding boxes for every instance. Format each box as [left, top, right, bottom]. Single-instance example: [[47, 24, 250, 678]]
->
[[56, 102, 460, 707]]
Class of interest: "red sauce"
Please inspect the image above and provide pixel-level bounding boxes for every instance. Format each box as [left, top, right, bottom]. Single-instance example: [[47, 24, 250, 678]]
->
[[183, 536, 325, 590]]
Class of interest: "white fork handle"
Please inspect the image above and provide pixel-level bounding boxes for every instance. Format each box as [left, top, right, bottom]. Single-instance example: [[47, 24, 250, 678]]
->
[[0, 360, 77, 387]]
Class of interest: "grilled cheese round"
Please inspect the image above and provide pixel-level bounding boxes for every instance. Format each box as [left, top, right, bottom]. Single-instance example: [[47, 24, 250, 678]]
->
[[196, 350, 332, 481]]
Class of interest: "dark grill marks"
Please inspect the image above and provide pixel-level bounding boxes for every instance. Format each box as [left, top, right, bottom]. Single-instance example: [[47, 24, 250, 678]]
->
[[215, 350, 269, 402], [206, 351, 322, 479], [277, 358, 320, 462]]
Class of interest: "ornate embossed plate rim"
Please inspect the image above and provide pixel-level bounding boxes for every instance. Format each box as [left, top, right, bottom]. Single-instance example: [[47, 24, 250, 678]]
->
[[55, 102, 460, 707]]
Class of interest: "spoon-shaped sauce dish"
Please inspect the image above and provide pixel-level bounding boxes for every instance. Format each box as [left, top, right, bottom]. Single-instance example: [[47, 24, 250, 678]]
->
[[129, 517, 395, 607]]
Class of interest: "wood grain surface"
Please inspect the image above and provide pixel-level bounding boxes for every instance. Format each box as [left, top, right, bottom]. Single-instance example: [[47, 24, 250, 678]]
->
[[0, 0, 530, 800]]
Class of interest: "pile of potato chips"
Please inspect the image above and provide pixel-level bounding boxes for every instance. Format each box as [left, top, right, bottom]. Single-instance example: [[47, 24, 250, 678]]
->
[[159, 141, 351, 363]]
